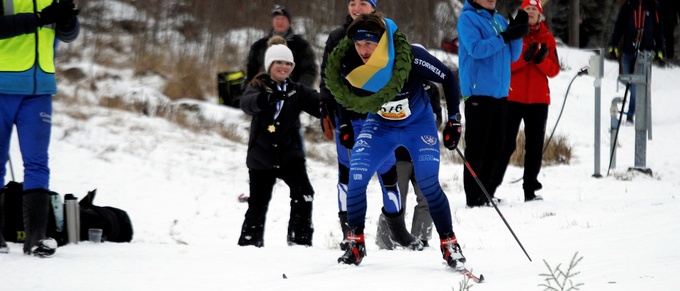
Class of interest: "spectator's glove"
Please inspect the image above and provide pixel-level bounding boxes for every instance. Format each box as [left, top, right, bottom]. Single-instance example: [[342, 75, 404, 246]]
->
[[523, 42, 539, 63], [56, 0, 80, 30], [607, 46, 619, 60], [37, 2, 60, 26], [37, 1, 79, 27], [339, 123, 354, 149], [500, 10, 529, 43], [257, 81, 286, 109], [533, 43, 549, 64], [442, 121, 462, 150]]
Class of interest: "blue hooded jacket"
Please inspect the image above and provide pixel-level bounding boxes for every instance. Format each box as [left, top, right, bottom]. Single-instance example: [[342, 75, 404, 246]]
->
[[457, 1, 522, 99]]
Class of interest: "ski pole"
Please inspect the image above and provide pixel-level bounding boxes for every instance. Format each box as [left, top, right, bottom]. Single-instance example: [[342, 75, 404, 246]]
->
[[607, 82, 631, 176], [455, 148, 532, 262]]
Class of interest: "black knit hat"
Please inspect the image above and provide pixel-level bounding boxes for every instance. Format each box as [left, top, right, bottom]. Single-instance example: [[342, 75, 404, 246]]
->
[[272, 4, 291, 22]]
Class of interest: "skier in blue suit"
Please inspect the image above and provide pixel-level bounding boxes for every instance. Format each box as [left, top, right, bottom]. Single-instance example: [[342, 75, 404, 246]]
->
[[325, 13, 467, 269]]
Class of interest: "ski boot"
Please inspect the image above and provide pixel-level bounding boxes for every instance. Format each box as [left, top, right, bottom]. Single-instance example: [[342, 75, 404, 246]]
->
[[440, 233, 466, 270], [337, 231, 366, 266]]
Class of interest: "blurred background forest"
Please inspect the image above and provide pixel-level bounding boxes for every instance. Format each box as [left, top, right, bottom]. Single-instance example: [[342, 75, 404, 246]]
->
[[60, 0, 677, 101]]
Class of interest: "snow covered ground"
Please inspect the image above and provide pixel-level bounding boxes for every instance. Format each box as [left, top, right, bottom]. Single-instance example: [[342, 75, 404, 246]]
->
[[1, 46, 679, 290]]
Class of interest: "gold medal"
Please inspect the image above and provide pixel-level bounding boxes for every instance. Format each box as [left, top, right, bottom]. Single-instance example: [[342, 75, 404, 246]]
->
[[267, 124, 276, 133]]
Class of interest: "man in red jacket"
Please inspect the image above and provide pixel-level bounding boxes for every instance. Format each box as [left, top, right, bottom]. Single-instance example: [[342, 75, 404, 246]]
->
[[490, 0, 560, 202]]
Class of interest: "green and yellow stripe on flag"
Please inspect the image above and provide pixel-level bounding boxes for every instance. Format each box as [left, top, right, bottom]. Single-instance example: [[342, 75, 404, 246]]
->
[[345, 18, 398, 93]]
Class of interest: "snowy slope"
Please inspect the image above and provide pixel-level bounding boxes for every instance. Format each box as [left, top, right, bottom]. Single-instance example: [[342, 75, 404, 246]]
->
[[1, 46, 679, 291]]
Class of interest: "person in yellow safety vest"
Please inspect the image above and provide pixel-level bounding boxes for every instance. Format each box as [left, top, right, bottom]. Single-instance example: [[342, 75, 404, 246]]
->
[[0, 0, 79, 257]]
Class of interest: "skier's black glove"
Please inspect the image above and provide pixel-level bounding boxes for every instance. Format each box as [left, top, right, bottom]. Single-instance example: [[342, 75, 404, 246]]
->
[[523, 42, 539, 63], [500, 10, 529, 43], [533, 43, 549, 64], [339, 123, 354, 149], [442, 121, 461, 150]]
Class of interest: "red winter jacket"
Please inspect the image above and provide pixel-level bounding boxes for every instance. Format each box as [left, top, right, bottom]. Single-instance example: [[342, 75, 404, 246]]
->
[[509, 21, 560, 105]]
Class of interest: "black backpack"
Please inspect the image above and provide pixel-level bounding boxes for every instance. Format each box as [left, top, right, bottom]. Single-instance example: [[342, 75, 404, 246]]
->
[[2, 181, 66, 246], [78, 189, 134, 243]]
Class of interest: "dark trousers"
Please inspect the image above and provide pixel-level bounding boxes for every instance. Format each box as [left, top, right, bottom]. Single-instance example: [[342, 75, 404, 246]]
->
[[664, 24, 676, 59], [463, 96, 506, 206], [239, 158, 314, 246], [491, 102, 548, 196]]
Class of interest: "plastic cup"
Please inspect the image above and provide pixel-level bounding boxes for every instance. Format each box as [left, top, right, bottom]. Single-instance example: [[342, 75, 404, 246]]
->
[[88, 228, 103, 243]]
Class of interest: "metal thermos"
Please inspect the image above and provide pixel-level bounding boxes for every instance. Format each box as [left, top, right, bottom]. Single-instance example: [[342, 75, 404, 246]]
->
[[64, 194, 80, 244]]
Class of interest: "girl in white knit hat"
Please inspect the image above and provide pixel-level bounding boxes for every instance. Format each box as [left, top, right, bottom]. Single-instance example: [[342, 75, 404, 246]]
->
[[237, 43, 322, 248]]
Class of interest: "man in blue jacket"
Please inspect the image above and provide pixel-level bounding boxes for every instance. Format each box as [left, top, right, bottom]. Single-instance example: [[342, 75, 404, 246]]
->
[[0, 0, 80, 257], [457, 0, 528, 207]]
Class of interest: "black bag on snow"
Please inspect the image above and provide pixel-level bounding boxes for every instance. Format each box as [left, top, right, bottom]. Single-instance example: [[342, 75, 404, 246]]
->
[[78, 189, 133, 243], [1, 181, 66, 246]]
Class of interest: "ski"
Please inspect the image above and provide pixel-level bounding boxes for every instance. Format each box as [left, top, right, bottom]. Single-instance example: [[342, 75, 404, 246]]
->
[[458, 268, 485, 283]]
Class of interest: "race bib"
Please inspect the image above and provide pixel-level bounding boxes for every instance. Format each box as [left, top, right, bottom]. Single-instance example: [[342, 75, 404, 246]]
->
[[378, 98, 411, 120]]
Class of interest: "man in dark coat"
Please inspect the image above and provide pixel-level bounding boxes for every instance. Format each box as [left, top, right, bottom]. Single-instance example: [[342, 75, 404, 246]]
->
[[607, 0, 665, 123], [658, 0, 679, 59], [243, 5, 318, 90]]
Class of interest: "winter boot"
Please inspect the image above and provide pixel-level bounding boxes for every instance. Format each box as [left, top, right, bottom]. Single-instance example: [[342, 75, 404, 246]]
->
[[440, 233, 466, 270], [375, 214, 395, 250], [237, 222, 264, 247], [524, 182, 544, 202], [32, 238, 57, 258], [0, 189, 8, 254], [338, 212, 351, 250], [382, 208, 423, 251], [22, 189, 54, 256], [337, 230, 366, 266], [287, 197, 313, 247]]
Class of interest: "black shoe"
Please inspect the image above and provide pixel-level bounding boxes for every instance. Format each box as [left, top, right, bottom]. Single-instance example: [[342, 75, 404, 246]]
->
[[0, 242, 8, 254], [440, 234, 466, 270], [29, 238, 57, 258], [421, 240, 430, 248], [338, 232, 366, 266], [626, 115, 634, 124], [525, 194, 544, 202]]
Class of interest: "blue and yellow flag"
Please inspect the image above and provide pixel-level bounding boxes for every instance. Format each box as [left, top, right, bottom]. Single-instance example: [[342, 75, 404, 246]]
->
[[346, 18, 398, 93]]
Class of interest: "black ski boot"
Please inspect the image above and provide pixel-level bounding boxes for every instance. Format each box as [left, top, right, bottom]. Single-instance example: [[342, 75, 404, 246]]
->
[[337, 230, 366, 266], [287, 197, 313, 246], [0, 188, 8, 254], [382, 208, 423, 251], [23, 189, 55, 257], [338, 211, 350, 250], [440, 233, 466, 270]]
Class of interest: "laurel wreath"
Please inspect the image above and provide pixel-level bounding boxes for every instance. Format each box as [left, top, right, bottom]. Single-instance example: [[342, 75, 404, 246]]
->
[[324, 30, 413, 113]]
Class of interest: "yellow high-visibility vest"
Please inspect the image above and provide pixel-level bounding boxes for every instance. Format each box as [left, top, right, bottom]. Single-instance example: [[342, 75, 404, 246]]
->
[[0, 0, 56, 73]]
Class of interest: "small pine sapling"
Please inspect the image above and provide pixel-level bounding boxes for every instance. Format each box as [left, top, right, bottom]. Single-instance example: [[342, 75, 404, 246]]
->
[[539, 252, 584, 291]]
